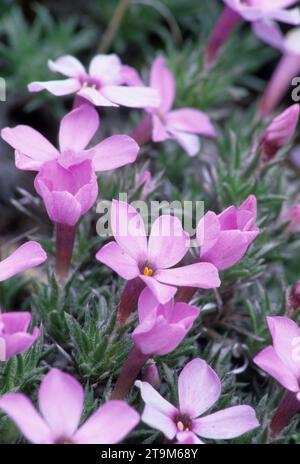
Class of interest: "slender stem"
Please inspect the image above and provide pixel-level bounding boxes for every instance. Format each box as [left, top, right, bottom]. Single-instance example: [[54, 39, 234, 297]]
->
[[99, 0, 131, 53], [259, 54, 300, 118], [117, 278, 145, 326], [204, 6, 241, 69], [270, 391, 300, 438], [175, 286, 197, 303], [111, 345, 150, 400], [55, 223, 76, 283]]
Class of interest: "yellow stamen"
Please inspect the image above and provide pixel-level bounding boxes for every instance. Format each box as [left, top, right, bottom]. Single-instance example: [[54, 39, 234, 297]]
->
[[177, 421, 184, 432], [143, 266, 153, 277]]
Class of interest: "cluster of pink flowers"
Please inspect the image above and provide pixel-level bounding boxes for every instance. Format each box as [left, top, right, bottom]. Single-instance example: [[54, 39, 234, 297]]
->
[[0, 23, 299, 441]]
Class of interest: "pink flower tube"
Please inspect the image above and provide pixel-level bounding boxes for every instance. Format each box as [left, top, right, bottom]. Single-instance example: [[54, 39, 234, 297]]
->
[[0, 312, 40, 361], [205, 1, 300, 68], [136, 358, 259, 443], [0, 368, 139, 444], [255, 23, 300, 116], [28, 54, 160, 109]]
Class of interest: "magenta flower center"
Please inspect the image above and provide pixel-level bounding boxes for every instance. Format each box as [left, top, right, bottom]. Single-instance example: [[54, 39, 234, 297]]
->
[[174, 413, 192, 432], [79, 75, 101, 90]]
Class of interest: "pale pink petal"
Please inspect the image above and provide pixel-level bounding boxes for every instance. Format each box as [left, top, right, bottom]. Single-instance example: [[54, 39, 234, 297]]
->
[[96, 241, 140, 280], [77, 87, 118, 106], [193, 405, 259, 439], [111, 200, 147, 262], [169, 130, 201, 157], [89, 54, 122, 84], [48, 55, 86, 77], [155, 262, 220, 288], [137, 287, 160, 321], [166, 109, 216, 137], [102, 85, 160, 108], [38, 369, 83, 439], [28, 78, 80, 96], [267, 316, 300, 377], [135, 380, 178, 418], [253, 345, 299, 392], [178, 359, 221, 418], [1, 312, 31, 333], [89, 135, 139, 172], [74, 400, 139, 444], [152, 115, 170, 142], [150, 56, 175, 112], [147, 215, 189, 269], [142, 405, 177, 440], [0, 338, 5, 362], [4, 328, 40, 359], [176, 431, 204, 444], [270, 8, 300, 25], [252, 20, 285, 51], [1, 126, 58, 169], [140, 275, 177, 304], [0, 241, 47, 281], [15, 151, 48, 171], [37, 190, 82, 226], [121, 65, 145, 86], [0, 393, 52, 444], [196, 211, 221, 253], [59, 104, 99, 152]]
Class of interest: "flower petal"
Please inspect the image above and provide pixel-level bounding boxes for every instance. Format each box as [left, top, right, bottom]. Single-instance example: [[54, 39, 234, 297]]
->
[[253, 345, 299, 392], [267, 316, 300, 378], [59, 104, 99, 152], [102, 85, 160, 108], [193, 405, 259, 440], [0, 241, 47, 281], [252, 20, 285, 51], [271, 7, 300, 25], [1, 125, 58, 169], [90, 135, 139, 172], [169, 130, 201, 157], [142, 405, 177, 440], [152, 115, 170, 142], [96, 241, 140, 280], [89, 54, 122, 84], [140, 275, 177, 304], [48, 55, 86, 77], [1, 312, 31, 333], [77, 87, 118, 106], [135, 380, 178, 418], [38, 369, 84, 439], [176, 431, 204, 444], [149, 56, 175, 113], [28, 78, 80, 96], [147, 215, 189, 269], [166, 109, 216, 137], [111, 200, 147, 262], [74, 400, 139, 444], [196, 211, 221, 253], [36, 190, 82, 226], [0, 393, 52, 444], [137, 287, 161, 321], [178, 358, 221, 418], [155, 262, 220, 289], [4, 328, 40, 359]]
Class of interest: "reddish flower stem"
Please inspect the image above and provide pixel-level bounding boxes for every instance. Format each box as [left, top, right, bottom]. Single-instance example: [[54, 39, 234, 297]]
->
[[270, 391, 300, 438], [117, 278, 145, 326], [55, 223, 76, 283], [130, 115, 153, 146], [204, 6, 241, 69], [111, 345, 150, 400]]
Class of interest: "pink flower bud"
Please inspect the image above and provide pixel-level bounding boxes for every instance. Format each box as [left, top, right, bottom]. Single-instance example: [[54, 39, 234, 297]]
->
[[142, 362, 161, 390]]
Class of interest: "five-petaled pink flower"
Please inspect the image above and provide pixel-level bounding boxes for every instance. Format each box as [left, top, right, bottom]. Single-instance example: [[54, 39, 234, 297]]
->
[[96, 200, 220, 304], [0, 241, 47, 281], [1, 104, 139, 172], [254, 316, 300, 400], [28, 54, 160, 109], [197, 195, 259, 270], [0, 312, 40, 362], [0, 368, 139, 444], [132, 287, 199, 355], [259, 104, 300, 161], [127, 57, 216, 156], [136, 358, 259, 444]]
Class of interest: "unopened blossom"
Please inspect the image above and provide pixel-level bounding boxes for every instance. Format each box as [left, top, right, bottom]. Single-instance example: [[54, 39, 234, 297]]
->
[[197, 195, 259, 271], [1, 104, 139, 172], [127, 57, 216, 156], [96, 200, 220, 304], [259, 104, 300, 161], [254, 23, 300, 116], [0, 368, 139, 444], [0, 312, 40, 362], [142, 362, 161, 390], [254, 317, 300, 399], [136, 358, 259, 443], [132, 288, 199, 355], [205, 1, 300, 67], [28, 54, 160, 109], [281, 204, 300, 232], [0, 241, 47, 281], [34, 159, 98, 227]]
